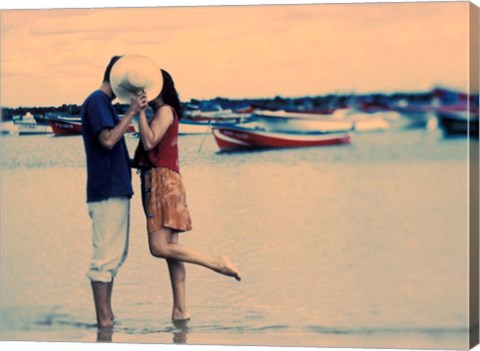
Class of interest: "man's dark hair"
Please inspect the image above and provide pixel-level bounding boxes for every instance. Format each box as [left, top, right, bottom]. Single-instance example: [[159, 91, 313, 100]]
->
[[103, 55, 122, 83]]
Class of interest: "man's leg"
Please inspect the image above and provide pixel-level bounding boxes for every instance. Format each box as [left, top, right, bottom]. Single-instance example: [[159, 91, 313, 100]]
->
[[108, 279, 114, 320], [87, 197, 130, 328], [91, 281, 113, 328]]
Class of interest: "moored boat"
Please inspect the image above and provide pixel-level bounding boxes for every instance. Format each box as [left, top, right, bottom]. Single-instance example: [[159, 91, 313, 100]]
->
[[18, 122, 53, 135], [253, 110, 354, 133], [13, 112, 53, 135], [179, 119, 213, 135], [33, 114, 52, 126], [390, 102, 433, 129], [49, 118, 83, 136], [331, 109, 390, 132], [350, 115, 390, 132], [211, 123, 352, 151], [178, 118, 249, 135], [436, 107, 479, 137], [48, 115, 136, 136], [179, 112, 252, 135], [1, 121, 17, 135]]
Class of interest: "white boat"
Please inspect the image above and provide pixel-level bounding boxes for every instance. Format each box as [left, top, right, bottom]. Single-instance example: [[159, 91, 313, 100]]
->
[[390, 101, 433, 128], [179, 119, 213, 135], [18, 122, 52, 135], [332, 109, 390, 132], [179, 111, 252, 135], [253, 110, 354, 133], [13, 112, 52, 135], [1, 121, 17, 135]]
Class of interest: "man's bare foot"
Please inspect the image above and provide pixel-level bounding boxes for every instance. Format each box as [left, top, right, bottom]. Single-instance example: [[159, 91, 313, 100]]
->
[[172, 308, 191, 321], [219, 256, 241, 281], [96, 328, 113, 342]]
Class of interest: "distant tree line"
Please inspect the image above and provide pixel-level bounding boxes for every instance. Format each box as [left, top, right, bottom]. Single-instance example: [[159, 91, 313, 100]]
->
[[1, 102, 130, 121], [1, 91, 434, 121]]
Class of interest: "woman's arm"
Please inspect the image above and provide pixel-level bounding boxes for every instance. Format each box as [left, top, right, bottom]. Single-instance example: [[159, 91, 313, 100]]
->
[[138, 105, 174, 151]]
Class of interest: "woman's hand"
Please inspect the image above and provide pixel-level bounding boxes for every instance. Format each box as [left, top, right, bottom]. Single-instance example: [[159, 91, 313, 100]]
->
[[128, 93, 148, 115]]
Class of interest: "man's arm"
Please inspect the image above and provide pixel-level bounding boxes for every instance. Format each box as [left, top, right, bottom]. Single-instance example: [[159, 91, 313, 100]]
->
[[98, 93, 147, 150]]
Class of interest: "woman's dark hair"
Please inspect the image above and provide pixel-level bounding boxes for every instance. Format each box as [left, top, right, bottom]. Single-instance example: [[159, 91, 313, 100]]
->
[[103, 55, 122, 83], [158, 69, 183, 119]]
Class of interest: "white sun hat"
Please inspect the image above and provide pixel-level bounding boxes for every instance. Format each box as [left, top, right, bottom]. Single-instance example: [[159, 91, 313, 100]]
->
[[110, 55, 163, 103]]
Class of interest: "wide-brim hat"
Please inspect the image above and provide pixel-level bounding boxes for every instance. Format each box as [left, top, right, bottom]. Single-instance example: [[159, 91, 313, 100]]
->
[[110, 55, 163, 103]]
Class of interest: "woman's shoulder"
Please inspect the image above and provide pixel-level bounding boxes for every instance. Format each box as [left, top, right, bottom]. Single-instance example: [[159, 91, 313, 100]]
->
[[158, 105, 177, 119], [155, 104, 175, 124], [158, 104, 175, 113]]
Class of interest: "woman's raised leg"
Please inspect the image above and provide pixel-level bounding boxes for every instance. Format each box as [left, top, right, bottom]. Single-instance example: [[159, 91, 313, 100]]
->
[[148, 227, 241, 281]]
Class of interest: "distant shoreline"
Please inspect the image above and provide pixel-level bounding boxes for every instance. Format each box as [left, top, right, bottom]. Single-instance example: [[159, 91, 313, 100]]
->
[[1, 89, 441, 121]]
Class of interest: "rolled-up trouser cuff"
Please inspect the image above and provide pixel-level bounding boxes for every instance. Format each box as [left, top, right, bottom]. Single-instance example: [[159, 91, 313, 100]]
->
[[86, 269, 116, 283]]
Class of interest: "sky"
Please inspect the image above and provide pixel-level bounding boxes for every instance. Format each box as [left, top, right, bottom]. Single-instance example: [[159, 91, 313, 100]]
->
[[0, 0, 476, 107]]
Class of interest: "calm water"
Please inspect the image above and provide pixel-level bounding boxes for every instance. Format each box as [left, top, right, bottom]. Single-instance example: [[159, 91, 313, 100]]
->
[[0, 126, 473, 349]]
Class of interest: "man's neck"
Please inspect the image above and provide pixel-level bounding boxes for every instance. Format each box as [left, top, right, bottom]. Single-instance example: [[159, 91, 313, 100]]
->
[[99, 82, 113, 100]]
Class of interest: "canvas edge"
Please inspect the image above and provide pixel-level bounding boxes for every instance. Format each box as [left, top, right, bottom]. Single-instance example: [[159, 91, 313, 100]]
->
[[469, 1, 480, 349]]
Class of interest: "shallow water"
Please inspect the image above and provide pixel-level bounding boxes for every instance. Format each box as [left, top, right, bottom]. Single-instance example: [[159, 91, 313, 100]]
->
[[0, 126, 474, 349]]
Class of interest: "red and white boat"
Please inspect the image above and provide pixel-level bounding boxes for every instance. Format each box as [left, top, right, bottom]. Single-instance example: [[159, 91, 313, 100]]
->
[[49, 116, 136, 136], [212, 123, 352, 151], [49, 117, 83, 136]]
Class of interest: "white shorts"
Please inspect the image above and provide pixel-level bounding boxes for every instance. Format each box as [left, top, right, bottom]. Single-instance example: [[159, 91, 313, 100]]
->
[[86, 196, 130, 283]]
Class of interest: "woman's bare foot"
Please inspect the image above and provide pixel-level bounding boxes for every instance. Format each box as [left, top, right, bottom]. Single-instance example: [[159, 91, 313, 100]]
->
[[172, 308, 191, 321], [218, 256, 241, 281]]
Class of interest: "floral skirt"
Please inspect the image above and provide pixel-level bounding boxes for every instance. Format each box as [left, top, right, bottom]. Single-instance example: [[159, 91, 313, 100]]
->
[[140, 167, 192, 233]]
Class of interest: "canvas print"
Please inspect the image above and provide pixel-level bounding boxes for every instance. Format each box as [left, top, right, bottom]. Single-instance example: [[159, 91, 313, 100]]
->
[[0, 1, 479, 350]]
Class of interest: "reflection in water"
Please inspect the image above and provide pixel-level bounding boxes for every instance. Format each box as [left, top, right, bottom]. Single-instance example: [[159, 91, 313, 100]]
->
[[172, 320, 189, 344], [96, 328, 113, 342]]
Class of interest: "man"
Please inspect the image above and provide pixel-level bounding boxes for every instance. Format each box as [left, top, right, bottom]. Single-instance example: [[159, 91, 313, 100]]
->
[[81, 56, 147, 328]]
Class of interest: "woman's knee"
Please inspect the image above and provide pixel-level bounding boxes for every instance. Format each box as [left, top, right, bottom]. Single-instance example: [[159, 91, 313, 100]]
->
[[149, 243, 168, 258], [148, 229, 172, 258]]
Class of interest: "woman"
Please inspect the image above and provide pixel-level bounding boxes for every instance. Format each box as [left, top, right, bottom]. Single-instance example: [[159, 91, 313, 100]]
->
[[133, 69, 241, 321]]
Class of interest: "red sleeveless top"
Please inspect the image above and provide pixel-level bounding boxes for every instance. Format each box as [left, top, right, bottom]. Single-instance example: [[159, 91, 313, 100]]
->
[[133, 105, 180, 173]]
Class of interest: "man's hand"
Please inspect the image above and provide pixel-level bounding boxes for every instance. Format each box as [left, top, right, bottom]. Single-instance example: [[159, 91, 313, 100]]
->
[[128, 93, 148, 115]]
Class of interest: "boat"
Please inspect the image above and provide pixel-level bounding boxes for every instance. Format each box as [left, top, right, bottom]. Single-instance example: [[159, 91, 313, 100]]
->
[[179, 119, 213, 135], [330, 108, 390, 132], [33, 114, 52, 126], [13, 112, 53, 135], [49, 117, 83, 136], [436, 107, 479, 137], [48, 115, 136, 136], [179, 111, 252, 135], [253, 110, 354, 133], [17, 122, 52, 135], [349, 114, 390, 132], [390, 101, 434, 129], [1, 121, 17, 135], [211, 122, 352, 151]]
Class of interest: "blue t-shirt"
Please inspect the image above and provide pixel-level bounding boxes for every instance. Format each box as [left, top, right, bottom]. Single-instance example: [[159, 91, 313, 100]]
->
[[81, 90, 133, 203]]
